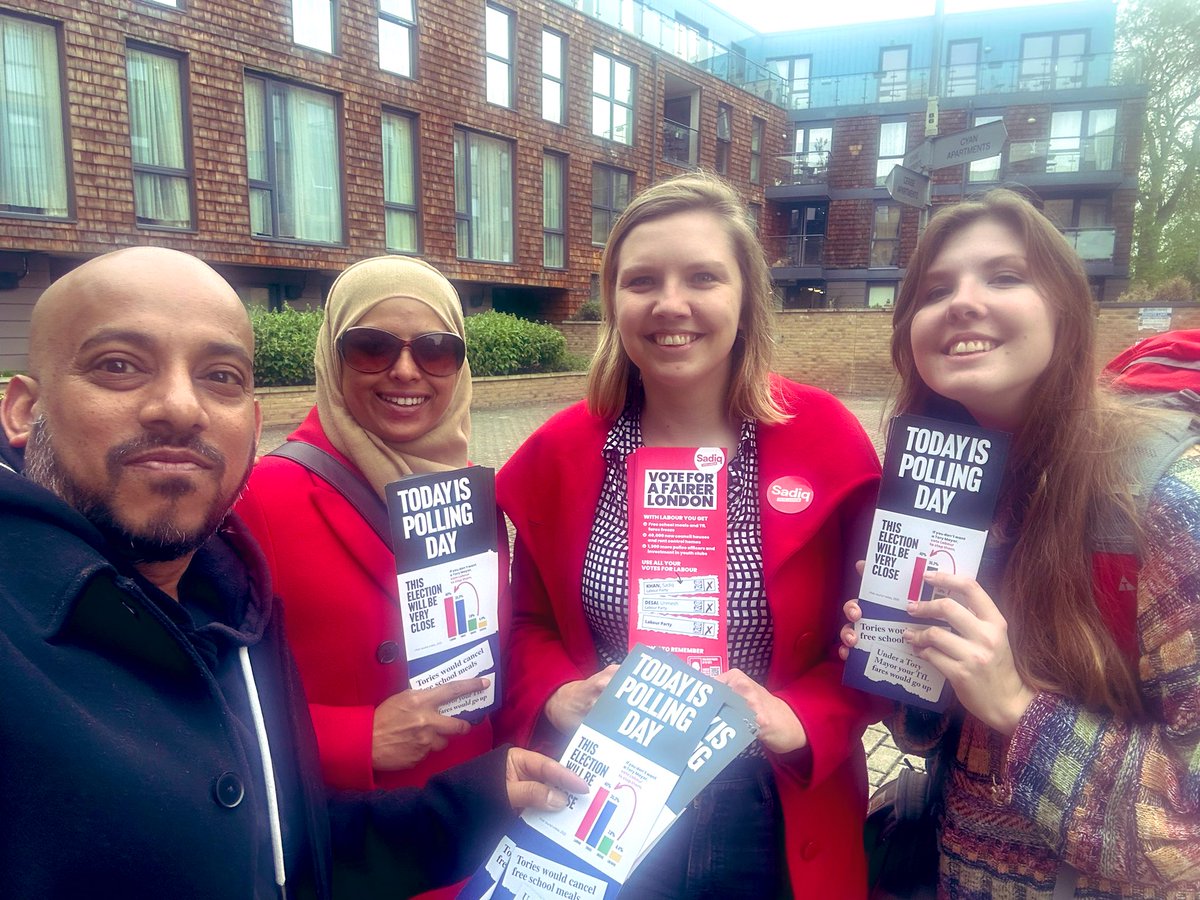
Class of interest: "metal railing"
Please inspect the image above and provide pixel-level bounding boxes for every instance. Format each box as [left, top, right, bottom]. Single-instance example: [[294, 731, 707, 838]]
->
[[764, 233, 826, 268], [1063, 227, 1116, 261], [769, 150, 831, 186], [661, 119, 698, 166]]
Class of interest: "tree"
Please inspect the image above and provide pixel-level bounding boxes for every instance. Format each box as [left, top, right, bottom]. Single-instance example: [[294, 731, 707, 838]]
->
[[1120, 0, 1200, 284]]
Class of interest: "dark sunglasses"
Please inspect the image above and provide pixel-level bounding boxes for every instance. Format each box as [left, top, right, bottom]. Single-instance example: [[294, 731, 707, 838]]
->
[[337, 327, 466, 377]]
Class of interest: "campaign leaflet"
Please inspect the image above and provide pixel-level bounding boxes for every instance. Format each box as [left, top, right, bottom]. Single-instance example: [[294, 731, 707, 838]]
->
[[626, 447, 728, 675], [843, 415, 1010, 711], [385, 466, 500, 721], [458, 645, 757, 900]]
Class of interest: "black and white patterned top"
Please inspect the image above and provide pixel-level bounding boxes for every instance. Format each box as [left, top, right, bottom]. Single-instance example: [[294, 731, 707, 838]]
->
[[581, 404, 774, 691]]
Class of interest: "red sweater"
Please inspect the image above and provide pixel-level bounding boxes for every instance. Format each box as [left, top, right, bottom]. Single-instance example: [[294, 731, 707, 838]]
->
[[495, 377, 883, 898]]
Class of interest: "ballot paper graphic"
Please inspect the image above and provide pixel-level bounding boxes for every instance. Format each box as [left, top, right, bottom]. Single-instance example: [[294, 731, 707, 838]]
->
[[386, 466, 501, 721], [458, 645, 758, 900], [844, 415, 1010, 711]]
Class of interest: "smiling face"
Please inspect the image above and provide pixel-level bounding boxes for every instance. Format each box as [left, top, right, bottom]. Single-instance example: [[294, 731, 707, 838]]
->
[[909, 217, 1057, 431], [339, 297, 458, 445], [613, 209, 744, 404], [3, 248, 261, 562]]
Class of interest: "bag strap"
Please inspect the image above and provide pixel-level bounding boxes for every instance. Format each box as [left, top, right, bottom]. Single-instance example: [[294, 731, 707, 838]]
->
[[267, 441, 392, 550]]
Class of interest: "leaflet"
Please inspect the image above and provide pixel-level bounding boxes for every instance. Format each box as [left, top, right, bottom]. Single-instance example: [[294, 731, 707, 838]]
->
[[459, 645, 758, 899], [843, 415, 1010, 711], [626, 447, 728, 675], [386, 466, 500, 720]]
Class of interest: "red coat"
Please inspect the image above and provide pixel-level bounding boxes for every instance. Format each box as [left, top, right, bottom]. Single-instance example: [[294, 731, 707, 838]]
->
[[236, 407, 502, 793], [495, 378, 882, 899]]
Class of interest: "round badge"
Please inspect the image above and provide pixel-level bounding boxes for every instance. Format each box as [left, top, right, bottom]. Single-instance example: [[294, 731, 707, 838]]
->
[[767, 475, 815, 513], [693, 447, 726, 473]]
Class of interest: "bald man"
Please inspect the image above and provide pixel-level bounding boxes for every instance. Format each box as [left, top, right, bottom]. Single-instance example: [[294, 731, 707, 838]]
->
[[0, 248, 583, 899]]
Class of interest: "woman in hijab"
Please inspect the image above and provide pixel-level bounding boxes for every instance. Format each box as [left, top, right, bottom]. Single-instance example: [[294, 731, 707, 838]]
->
[[238, 257, 501, 878]]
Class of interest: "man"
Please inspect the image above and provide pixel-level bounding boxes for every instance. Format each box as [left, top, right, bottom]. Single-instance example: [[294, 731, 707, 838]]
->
[[0, 247, 582, 898]]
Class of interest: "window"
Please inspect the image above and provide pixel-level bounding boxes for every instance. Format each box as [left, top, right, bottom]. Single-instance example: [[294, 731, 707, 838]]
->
[[868, 284, 897, 308], [769, 56, 810, 110], [946, 40, 979, 97], [485, 5, 513, 108], [592, 164, 631, 245], [792, 125, 832, 181], [878, 47, 909, 102], [592, 51, 633, 145], [244, 74, 342, 243], [968, 114, 1003, 183], [379, 0, 416, 77], [1020, 31, 1087, 91], [750, 117, 764, 185], [292, 0, 334, 53], [543, 152, 566, 268], [126, 46, 192, 229], [1048, 107, 1116, 173], [715, 103, 732, 176], [786, 204, 826, 267], [0, 15, 68, 217], [142, 0, 178, 6], [382, 110, 419, 252], [747, 202, 761, 236], [870, 203, 901, 268], [453, 128, 513, 262], [541, 29, 565, 123], [876, 121, 907, 187]]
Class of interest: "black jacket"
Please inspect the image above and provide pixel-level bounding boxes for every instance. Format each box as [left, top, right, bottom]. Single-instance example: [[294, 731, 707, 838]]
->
[[0, 441, 510, 898]]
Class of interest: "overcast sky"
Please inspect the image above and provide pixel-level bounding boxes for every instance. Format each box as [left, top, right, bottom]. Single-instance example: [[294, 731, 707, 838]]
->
[[704, 0, 1106, 33]]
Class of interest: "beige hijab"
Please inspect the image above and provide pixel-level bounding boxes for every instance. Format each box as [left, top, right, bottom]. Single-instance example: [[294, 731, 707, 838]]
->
[[314, 255, 472, 497]]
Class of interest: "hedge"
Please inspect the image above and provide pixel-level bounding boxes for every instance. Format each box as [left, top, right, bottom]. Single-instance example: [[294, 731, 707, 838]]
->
[[250, 306, 579, 385], [463, 310, 570, 376]]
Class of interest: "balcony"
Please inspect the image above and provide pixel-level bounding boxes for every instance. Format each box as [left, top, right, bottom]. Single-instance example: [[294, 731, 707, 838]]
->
[[765, 233, 825, 271], [770, 150, 831, 186], [1063, 227, 1116, 261], [662, 119, 698, 167], [778, 51, 1141, 111], [560, 0, 787, 104]]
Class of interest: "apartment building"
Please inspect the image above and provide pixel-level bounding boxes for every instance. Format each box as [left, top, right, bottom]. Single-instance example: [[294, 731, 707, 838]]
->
[[0, 0, 1145, 369], [735, 0, 1144, 308], [0, 0, 785, 370]]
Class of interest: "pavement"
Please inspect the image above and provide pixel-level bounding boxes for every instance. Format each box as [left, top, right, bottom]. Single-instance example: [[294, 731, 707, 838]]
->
[[260, 395, 920, 793]]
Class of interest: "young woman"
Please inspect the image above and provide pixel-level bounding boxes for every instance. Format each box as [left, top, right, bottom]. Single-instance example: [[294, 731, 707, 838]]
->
[[237, 256, 503, 899], [842, 189, 1200, 897], [497, 172, 882, 898]]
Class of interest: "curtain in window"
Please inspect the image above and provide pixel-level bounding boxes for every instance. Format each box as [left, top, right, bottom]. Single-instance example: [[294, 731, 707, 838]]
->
[[283, 87, 341, 243], [292, 0, 332, 52], [243, 79, 272, 235], [0, 17, 68, 216], [1088, 109, 1116, 170], [543, 154, 564, 268], [465, 132, 512, 262], [382, 112, 417, 251], [127, 49, 190, 228]]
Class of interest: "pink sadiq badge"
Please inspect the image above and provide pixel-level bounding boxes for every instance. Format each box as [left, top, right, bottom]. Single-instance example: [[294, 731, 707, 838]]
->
[[767, 475, 814, 513]]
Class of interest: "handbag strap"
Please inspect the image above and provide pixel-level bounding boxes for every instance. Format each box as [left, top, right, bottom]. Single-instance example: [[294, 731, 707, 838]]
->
[[267, 441, 392, 550]]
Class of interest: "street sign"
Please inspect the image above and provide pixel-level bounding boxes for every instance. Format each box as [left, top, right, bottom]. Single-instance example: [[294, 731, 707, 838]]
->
[[927, 120, 1008, 170], [885, 165, 931, 209], [903, 142, 931, 171]]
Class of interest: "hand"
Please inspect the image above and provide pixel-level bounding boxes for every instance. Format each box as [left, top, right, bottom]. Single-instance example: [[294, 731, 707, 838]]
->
[[544, 665, 619, 734], [715, 668, 808, 754], [505, 747, 590, 811], [838, 597, 864, 661], [905, 571, 1036, 735], [371, 678, 489, 770]]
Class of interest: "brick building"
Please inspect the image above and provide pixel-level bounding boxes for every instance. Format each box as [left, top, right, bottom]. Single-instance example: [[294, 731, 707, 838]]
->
[[0, 0, 1145, 370]]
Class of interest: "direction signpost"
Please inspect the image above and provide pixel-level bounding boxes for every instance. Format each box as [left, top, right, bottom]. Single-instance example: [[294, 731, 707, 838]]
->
[[887, 120, 1010, 226], [884, 165, 931, 210]]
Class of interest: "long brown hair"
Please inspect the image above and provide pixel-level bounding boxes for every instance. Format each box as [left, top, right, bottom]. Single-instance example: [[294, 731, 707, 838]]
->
[[586, 172, 785, 424], [892, 189, 1144, 717]]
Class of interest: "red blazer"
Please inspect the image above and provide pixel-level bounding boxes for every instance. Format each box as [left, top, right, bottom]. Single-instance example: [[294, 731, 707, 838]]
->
[[495, 377, 882, 899], [236, 407, 503, 793]]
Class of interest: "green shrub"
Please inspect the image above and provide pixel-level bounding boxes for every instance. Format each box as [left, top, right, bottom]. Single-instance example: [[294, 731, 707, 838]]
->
[[465, 310, 568, 376], [570, 298, 603, 322], [1153, 276, 1195, 302], [250, 306, 324, 387]]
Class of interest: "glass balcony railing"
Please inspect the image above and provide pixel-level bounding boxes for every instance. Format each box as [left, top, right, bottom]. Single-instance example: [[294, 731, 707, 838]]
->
[[560, 0, 788, 104], [661, 119, 698, 166], [769, 150, 831, 186], [764, 233, 826, 268], [1008, 133, 1123, 175], [1063, 227, 1116, 261]]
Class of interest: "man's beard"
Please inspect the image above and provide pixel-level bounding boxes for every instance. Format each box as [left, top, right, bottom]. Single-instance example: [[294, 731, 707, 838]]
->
[[24, 417, 254, 564]]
